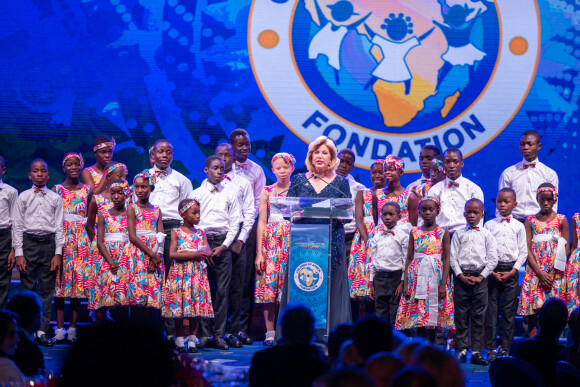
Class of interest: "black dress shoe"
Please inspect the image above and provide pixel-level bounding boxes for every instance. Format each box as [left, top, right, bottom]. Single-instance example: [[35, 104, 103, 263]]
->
[[236, 332, 253, 345], [35, 334, 54, 348], [486, 350, 498, 363], [471, 352, 489, 366], [213, 337, 229, 350], [224, 334, 242, 348], [197, 336, 211, 349]]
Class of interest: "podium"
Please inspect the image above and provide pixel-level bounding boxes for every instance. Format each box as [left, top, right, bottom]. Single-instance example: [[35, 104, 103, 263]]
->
[[269, 197, 354, 337]]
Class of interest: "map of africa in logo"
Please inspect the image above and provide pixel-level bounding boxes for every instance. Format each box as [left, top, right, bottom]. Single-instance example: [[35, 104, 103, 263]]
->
[[292, 0, 500, 132]]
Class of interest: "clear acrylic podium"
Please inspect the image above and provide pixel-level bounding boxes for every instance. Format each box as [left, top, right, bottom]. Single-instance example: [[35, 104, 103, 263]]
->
[[269, 197, 354, 337]]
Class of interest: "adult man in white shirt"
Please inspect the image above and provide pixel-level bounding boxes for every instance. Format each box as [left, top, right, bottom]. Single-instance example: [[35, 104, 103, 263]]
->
[[216, 143, 255, 348], [498, 130, 559, 222], [0, 156, 18, 309]]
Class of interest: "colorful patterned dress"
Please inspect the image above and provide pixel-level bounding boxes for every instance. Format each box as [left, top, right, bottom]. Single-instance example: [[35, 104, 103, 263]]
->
[[124, 204, 165, 308], [566, 214, 580, 313], [86, 195, 113, 309], [93, 210, 131, 308], [255, 185, 290, 304], [380, 189, 411, 223], [162, 228, 213, 318], [518, 214, 568, 316], [395, 227, 454, 330], [86, 166, 103, 186], [54, 185, 91, 299]]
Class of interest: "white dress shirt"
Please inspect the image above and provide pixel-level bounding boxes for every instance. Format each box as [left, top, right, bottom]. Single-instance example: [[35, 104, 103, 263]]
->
[[148, 165, 193, 221], [369, 223, 410, 281], [0, 180, 18, 230], [13, 186, 65, 257], [429, 176, 484, 233], [450, 225, 498, 278], [345, 174, 366, 234], [221, 170, 255, 242], [484, 216, 528, 270], [406, 175, 429, 194], [498, 158, 559, 219], [233, 158, 266, 217], [191, 180, 241, 248]]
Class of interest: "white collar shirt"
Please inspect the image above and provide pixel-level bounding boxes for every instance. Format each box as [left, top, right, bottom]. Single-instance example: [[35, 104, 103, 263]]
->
[[428, 176, 484, 232], [0, 180, 18, 231], [148, 166, 193, 221], [13, 186, 65, 257], [221, 170, 255, 242], [484, 216, 528, 271], [498, 158, 559, 219], [450, 225, 498, 278], [369, 223, 410, 281], [345, 174, 366, 234], [191, 180, 241, 248], [406, 175, 429, 194], [233, 158, 266, 217]]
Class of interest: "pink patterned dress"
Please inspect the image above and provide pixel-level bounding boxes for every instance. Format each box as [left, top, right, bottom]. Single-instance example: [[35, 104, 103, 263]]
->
[[93, 210, 131, 308], [255, 185, 290, 304], [380, 189, 411, 223], [54, 185, 91, 299], [86, 166, 103, 186], [87, 195, 113, 309], [566, 214, 580, 313], [518, 214, 567, 316], [395, 227, 454, 330], [162, 228, 213, 318], [124, 204, 165, 308]]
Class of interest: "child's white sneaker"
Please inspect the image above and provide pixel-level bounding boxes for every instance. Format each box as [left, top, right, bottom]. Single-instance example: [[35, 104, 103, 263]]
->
[[175, 336, 186, 352], [67, 327, 78, 343], [53, 328, 67, 344], [186, 336, 198, 353]]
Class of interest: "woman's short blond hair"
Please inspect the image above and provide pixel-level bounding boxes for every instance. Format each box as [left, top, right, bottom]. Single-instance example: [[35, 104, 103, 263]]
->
[[305, 136, 339, 174]]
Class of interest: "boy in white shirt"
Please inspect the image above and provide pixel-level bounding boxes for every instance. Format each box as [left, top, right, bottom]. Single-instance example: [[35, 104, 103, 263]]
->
[[484, 188, 527, 362], [369, 202, 410, 326], [0, 156, 18, 309], [450, 199, 498, 366], [406, 145, 440, 198]]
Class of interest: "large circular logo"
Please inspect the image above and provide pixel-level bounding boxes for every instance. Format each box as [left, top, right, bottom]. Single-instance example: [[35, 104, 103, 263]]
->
[[294, 262, 325, 291], [249, 0, 539, 171]]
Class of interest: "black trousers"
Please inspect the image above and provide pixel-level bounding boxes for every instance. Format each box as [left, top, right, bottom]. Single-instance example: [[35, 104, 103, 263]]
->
[[20, 233, 57, 333], [239, 222, 257, 335], [373, 270, 402, 326], [162, 219, 182, 337], [199, 234, 232, 338], [486, 265, 519, 352], [228, 237, 246, 335], [0, 228, 12, 309], [454, 275, 488, 352]]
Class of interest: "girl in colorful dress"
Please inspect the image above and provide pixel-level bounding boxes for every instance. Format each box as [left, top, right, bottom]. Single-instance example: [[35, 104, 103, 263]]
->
[[422, 157, 445, 197], [162, 199, 213, 353], [517, 183, 570, 336], [395, 197, 454, 341], [52, 152, 92, 343], [348, 160, 386, 307], [381, 155, 418, 225], [81, 136, 115, 195], [126, 171, 165, 318], [254, 153, 294, 346], [95, 180, 132, 315], [566, 212, 580, 313]]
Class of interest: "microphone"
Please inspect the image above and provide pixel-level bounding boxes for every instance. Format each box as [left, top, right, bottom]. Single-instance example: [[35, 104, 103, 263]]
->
[[311, 174, 352, 198]]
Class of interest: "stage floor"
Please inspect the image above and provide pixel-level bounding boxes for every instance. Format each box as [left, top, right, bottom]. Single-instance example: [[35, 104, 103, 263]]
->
[[42, 342, 492, 386]]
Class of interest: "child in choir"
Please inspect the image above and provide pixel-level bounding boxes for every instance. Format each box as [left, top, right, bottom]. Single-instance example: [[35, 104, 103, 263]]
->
[[406, 145, 440, 197], [14, 159, 64, 346], [254, 153, 294, 346], [52, 153, 92, 343], [517, 183, 569, 336], [95, 180, 132, 315], [82, 136, 115, 195], [395, 197, 453, 343], [484, 188, 528, 362], [422, 157, 445, 197], [126, 171, 165, 319], [191, 155, 241, 350], [566, 211, 580, 313], [498, 130, 559, 222], [216, 143, 255, 348], [0, 156, 18, 309], [428, 148, 484, 235], [230, 128, 266, 345], [382, 155, 418, 226], [162, 199, 213, 353], [369, 202, 410, 326], [451, 199, 498, 365]]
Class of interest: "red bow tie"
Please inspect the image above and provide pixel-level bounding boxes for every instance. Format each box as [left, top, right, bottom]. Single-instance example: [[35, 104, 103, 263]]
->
[[448, 181, 459, 188], [34, 187, 46, 195], [235, 161, 248, 171], [210, 185, 220, 193], [154, 170, 168, 178], [501, 216, 511, 223], [222, 175, 231, 181], [523, 163, 536, 169], [468, 226, 480, 231], [382, 229, 395, 235]]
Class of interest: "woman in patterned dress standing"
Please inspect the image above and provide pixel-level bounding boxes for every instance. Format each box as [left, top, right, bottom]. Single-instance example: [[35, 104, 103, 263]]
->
[[52, 152, 91, 343], [162, 199, 213, 353], [254, 153, 295, 346], [517, 183, 570, 336], [81, 136, 115, 195]]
